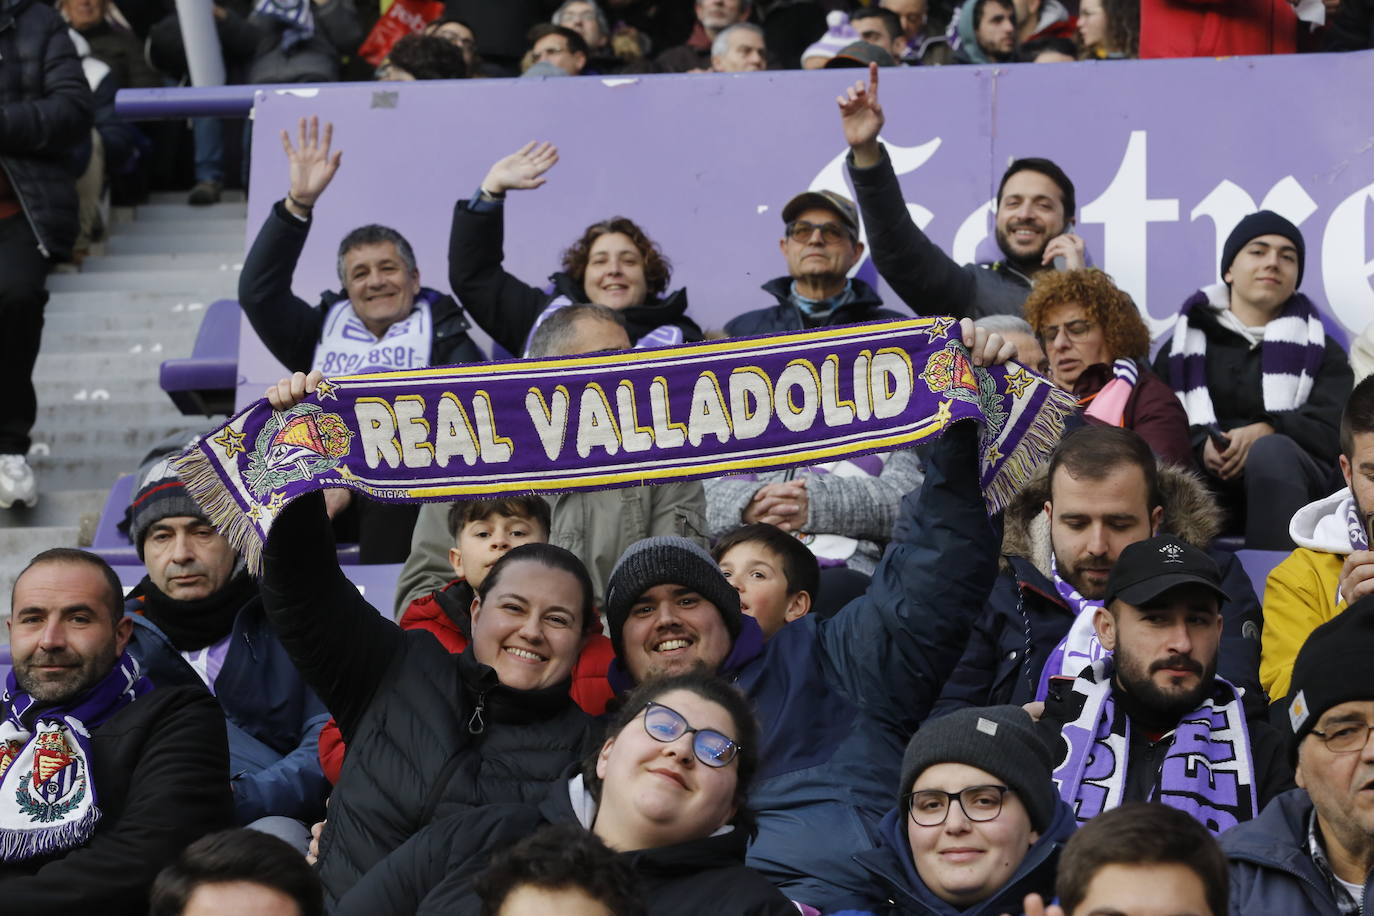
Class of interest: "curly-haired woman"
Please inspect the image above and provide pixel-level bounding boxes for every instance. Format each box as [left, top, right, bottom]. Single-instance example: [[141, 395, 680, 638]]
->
[[448, 141, 703, 358], [1022, 269, 1193, 467]]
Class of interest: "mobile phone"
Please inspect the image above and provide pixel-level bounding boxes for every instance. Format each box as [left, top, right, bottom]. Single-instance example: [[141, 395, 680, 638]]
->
[[1046, 675, 1076, 705], [1053, 255, 1067, 271]]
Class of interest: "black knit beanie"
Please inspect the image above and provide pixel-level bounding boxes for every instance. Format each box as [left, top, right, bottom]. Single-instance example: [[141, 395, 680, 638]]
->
[[1285, 595, 1374, 758], [603, 537, 742, 660], [126, 454, 207, 560], [899, 705, 1057, 833], [1220, 210, 1305, 287]]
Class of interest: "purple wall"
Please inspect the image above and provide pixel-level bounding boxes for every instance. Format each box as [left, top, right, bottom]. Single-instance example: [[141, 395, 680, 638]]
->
[[239, 55, 1374, 406]]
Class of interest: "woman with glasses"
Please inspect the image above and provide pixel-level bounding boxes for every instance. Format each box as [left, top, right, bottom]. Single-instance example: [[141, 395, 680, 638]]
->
[[839, 706, 1076, 915], [449, 142, 703, 358], [1022, 269, 1194, 468], [335, 672, 796, 915]]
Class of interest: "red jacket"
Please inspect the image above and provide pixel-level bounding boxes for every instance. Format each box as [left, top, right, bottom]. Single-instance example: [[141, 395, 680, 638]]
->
[[318, 580, 616, 784], [1140, 0, 1296, 57]]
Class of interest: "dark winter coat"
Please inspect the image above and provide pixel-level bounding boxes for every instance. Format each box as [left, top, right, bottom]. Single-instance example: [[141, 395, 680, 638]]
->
[[723, 276, 906, 337], [1222, 788, 1372, 915], [1071, 360, 1196, 468], [448, 196, 703, 357], [335, 774, 796, 916], [830, 800, 1078, 915], [931, 461, 1268, 716], [261, 493, 597, 907], [847, 145, 1034, 320], [239, 199, 485, 373], [0, 686, 233, 911], [0, 0, 94, 259], [247, 0, 364, 84], [124, 586, 330, 826], [606, 422, 999, 910], [1150, 293, 1353, 468]]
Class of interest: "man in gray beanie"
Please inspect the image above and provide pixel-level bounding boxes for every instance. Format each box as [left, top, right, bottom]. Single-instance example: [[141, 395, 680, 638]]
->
[[838, 706, 1075, 914], [600, 319, 1022, 910], [121, 448, 329, 844], [1153, 210, 1353, 550]]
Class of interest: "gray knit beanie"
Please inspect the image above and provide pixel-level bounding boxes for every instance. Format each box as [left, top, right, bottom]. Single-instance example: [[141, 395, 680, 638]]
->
[[126, 454, 207, 560], [603, 536, 742, 660], [899, 705, 1057, 833]]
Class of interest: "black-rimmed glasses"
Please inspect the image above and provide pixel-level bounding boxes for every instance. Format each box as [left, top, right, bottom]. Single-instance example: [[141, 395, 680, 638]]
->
[[906, 785, 1010, 827], [640, 701, 741, 768]]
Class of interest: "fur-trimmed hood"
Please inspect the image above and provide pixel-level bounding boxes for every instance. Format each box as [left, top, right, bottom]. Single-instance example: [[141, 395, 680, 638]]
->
[[1000, 462, 1223, 578]]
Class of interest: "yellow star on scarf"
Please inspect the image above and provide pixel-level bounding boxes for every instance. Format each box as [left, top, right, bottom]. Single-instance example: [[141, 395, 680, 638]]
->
[[982, 442, 1004, 469], [934, 399, 953, 427], [923, 317, 955, 342], [265, 492, 287, 514], [213, 425, 247, 459], [246, 504, 263, 522], [336, 464, 357, 481], [314, 378, 339, 402], [1004, 367, 1035, 398]]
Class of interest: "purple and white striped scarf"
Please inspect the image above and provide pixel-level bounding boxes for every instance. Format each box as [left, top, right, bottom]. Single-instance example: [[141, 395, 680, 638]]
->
[[1051, 657, 1258, 835], [1034, 560, 1106, 701], [1165, 285, 1326, 428]]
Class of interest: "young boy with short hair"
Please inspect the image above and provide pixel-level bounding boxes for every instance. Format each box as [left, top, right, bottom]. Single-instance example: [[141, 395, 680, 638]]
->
[[319, 496, 614, 783], [713, 523, 819, 640]]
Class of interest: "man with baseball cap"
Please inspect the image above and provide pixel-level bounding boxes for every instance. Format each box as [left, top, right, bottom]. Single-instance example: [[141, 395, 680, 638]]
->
[[600, 321, 1016, 910], [121, 452, 329, 844], [839, 706, 1076, 913], [723, 188, 904, 337], [1223, 596, 1374, 914], [711, 188, 917, 598], [1153, 211, 1354, 550], [1039, 535, 1292, 834]]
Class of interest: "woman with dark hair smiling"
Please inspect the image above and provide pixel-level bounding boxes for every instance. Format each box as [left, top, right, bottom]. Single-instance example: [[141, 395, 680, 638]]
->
[[334, 672, 795, 916], [449, 141, 703, 357], [1022, 269, 1193, 467]]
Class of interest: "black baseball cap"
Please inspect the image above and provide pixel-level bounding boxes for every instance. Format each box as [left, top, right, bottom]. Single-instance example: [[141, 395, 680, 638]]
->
[[1104, 535, 1230, 608]]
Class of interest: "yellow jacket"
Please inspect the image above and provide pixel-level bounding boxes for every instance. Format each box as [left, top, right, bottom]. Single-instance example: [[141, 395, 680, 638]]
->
[[1261, 489, 1351, 701]]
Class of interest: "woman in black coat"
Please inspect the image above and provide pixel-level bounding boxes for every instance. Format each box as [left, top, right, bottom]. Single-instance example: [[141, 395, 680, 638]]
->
[[335, 672, 798, 916], [448, 141, 703, 358]]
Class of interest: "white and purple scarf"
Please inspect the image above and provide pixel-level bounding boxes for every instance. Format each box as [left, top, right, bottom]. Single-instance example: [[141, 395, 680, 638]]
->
[[1346, 494, 1371, 552], [1051, 658, 1258, 835], [253, 0, 315, 49], [1081, 358, 1138, 427], [522, 297, 685, 356], [311, 295, 434, 377], [0, 654, 150, 861], [1165, 285, 1326, 428], [1033, 560, 1106, 701]]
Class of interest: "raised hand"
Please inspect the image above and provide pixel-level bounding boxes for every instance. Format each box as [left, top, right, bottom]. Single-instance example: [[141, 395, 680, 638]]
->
[[837, 62, 885, 168], [959, 317, 1017, 368], [265, 369, 324, 411], [280, 116, 342, 214], [1041, 232, 1087, 270], [481, 141, 560, 196]]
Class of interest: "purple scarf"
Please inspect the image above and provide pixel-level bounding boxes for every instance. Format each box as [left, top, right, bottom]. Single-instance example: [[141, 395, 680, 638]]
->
[[179, 318, 1077, 574], [1051, 658, 1258, 835], [1034, 561, 1106, 702], [0, 653, 151, 861]]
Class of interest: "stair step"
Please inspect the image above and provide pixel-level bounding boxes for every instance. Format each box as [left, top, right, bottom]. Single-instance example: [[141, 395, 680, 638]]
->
[[115, 219, 245, 240], [46, 270, 240, 294], [0, 488, 106, 530], [81, 253, 244, 273], [130, 202, 248, 221], [31, 376, 166, 401], [42, 311, 209, 336], [105, 233, 247, 256], [37, 328, 198, 355], [147, 189, 247, 205], [45, 290, 227, 313], [0, 525, 83, 618], [36, 401, 220, 427], [33, 354, 166, 382]]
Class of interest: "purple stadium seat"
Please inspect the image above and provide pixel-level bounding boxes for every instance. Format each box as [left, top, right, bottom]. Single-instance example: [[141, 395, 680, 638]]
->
[[91, 474, 139, 567], [1234, 548, 1288, 603], [161, 299, 243, 416]]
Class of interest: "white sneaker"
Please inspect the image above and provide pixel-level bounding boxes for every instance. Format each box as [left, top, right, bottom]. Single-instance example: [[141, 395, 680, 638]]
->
[[0, 454, 37, 509]]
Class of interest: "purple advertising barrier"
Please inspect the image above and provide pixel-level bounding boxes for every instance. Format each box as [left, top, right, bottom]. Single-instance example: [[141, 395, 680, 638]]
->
[[239, 56, 1374, 408]]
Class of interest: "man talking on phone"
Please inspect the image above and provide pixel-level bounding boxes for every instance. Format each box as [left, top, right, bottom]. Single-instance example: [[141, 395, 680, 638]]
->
[[1261, 374, 1374, 704], [835, 62, 1085, 319]]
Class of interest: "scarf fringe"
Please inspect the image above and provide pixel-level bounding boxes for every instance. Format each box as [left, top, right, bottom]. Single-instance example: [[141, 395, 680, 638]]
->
[[0, 807, 101, 862], [983, 385, 1077, 515], [174, 447, 265, 576]]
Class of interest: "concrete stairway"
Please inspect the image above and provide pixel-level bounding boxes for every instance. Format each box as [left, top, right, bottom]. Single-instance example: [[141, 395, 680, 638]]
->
[[0, 192, 247, 619]]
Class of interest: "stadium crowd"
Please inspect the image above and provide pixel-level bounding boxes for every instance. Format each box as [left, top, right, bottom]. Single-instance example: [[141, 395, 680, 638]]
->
[[4, 0, 1374, 913]]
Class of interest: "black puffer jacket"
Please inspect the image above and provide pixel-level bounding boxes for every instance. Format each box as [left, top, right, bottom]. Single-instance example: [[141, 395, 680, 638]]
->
[[261, 493, 596, 907], [448, 196, 703, 357], [336, 773, 797, 916], [0, 0, 94, 260]]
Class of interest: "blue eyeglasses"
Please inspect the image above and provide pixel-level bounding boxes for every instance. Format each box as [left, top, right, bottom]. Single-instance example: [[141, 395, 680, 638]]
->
[[640, 701, 741, 768]]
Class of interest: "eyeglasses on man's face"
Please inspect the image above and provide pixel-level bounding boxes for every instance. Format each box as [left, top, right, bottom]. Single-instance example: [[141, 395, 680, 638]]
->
[[906, 785, 1010, 827], [786, 220, 853, 245], [640, 701, 741, 768], [1310, 721, 1374, 754]]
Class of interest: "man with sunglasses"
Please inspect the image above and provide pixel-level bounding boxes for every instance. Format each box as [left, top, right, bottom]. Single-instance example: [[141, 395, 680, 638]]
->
[[837, 705, 1075, 914], [601, 320, 1015, 911], [724, 189, 903, 337], [1223, 596, 1374, 914]]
